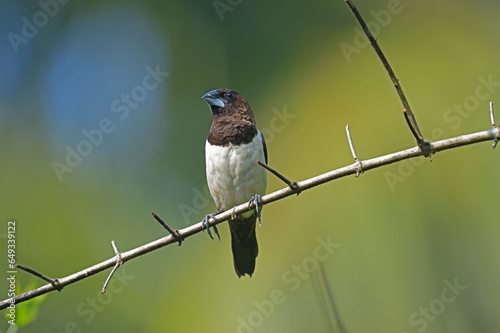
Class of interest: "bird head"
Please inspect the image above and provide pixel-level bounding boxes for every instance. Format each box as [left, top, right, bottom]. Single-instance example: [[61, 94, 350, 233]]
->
[[202, 89, 255, 124]]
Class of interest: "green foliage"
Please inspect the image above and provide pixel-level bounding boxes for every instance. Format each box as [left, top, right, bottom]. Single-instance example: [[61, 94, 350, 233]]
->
[[4, 279, 47, 329]]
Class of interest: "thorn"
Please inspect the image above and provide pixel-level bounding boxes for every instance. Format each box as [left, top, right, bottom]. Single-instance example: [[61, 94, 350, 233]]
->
[[101, 240, 122, 294], [490, 102, 496, 128], [490, 102, 498, 149], [257, 160, 301, 195], [152, 212, 184, 246], [111, 240, 120, 256], [403, 109, 421, 142], [15, 263, 63, 291], [345, 124, 363, 177], [345, 124, 359, 160]]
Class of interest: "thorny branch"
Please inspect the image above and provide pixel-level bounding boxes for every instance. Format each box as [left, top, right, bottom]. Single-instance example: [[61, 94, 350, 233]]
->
[[1, 121, 498, 310], [1, 0, 498, 311], [101, 241, 122, 294], [344, 0, 432, 156]]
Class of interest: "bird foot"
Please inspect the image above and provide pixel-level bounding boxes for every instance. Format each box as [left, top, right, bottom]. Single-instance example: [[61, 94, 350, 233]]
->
[[248, 194, 263, 226], [202, 211, 222, 241]]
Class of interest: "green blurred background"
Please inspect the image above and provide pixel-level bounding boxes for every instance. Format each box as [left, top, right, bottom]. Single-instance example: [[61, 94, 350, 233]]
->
[[2, 0, 500, 332]]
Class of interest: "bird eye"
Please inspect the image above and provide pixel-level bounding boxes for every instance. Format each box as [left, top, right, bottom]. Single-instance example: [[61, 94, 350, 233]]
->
[[226, 91, 234, 98]]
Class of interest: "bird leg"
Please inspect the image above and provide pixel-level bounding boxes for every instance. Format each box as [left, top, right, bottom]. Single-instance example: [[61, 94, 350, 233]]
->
[[201, 211, 222, 241], [248, 194, 263, 226]]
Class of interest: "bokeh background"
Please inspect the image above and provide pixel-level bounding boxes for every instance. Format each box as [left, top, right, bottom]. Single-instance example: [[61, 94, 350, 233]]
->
[[2, 0, 500, 332]]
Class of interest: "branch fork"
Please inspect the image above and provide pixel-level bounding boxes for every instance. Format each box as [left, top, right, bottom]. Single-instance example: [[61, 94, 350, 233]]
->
[[257, 160, 302, 194], [152, 212, 184, 245], [15, 263, 63, 292], [101, 240, 123, 294], [345, 0, 432, 158]]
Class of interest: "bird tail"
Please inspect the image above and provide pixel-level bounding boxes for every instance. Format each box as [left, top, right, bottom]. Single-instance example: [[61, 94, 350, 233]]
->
[[229, 215, 259, 278]]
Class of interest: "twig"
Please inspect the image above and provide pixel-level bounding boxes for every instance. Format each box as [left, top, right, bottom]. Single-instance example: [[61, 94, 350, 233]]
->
[[344, 0, 432, 157], [15, 264, 62, 291], [316, 264, 348, 333], [1, 124, 498, 310], [345, 125, 363, 177], [152, 212, 184, 245], [101, 241, 122, 294], [403, 109, 421, 144], [490, 102, 498, 149], [257, 160, 301, 194]]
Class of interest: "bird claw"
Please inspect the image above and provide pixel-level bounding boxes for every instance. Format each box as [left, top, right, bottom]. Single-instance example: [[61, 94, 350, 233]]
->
[[248, 194, 263, 226], [202, 212, 221, 242]]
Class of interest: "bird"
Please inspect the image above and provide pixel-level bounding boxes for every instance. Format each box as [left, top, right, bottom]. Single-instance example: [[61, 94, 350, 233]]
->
[[201, 88, 267, 277]]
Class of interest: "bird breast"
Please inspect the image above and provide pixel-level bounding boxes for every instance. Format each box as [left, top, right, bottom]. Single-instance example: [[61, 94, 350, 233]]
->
[[205, 130, 267, 211]]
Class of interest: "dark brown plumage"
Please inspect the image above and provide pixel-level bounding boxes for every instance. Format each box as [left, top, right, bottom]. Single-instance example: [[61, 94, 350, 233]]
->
[[206, 89, 259, 147]]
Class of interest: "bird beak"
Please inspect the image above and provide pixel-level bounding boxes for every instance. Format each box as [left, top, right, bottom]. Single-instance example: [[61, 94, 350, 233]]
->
[[202, 90, 225, 108]]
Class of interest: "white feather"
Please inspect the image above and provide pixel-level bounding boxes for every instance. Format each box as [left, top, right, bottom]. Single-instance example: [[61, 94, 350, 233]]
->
[[205, 130, 267, 214]]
